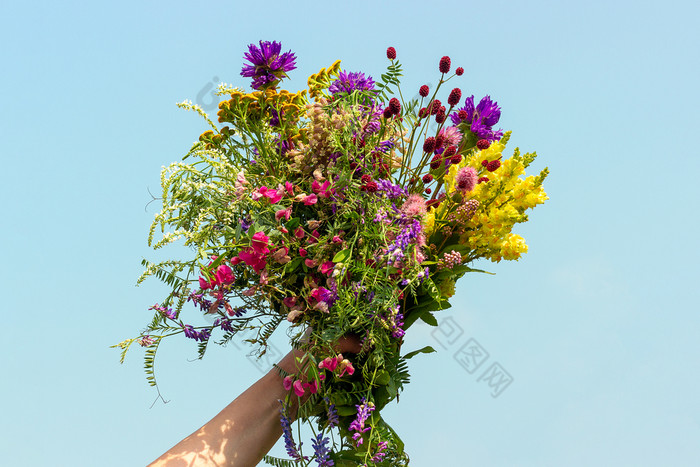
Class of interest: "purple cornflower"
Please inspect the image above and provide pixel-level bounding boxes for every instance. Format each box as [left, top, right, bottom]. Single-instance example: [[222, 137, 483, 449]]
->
[[279, 401, 306, 461], [450, 95, 504, 142], [349, 398, 375, 446], [241, 40, 297, 90], [311, 433, 334, 466], [328, 71, 375, 95]]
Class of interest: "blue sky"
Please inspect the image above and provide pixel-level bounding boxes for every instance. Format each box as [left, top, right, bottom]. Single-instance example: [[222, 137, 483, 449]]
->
[[1, 0, 699, 465]]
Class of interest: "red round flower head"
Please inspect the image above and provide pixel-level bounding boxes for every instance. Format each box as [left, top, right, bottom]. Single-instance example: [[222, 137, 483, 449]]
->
[[361, 174, 372, 184], [423, 137, 436, 153], [419, 85, 429, 97], [478, 176, 490, 184], [458, 110, 468, 121], [429, 99, 442, 115], [448, 88, 462, 107], [364, 181, 378, 192], [443, 145, 457, 158], [425, 187, 432, 194], [435, 110, 446, 124], [418, 107, 428, 118], [389, 97, 401, 115], [382, 107, 393, 119], [386, 47, 396, 60], [477, 139, 491, 150], [450, 153, 462, 164], [455, 67, 464, 76], [430, 154, 442, 170], [487, 160, 501, 172], [481, 159, 489, 167], [422, 173, 434, 184], [435, 135, 445, 149], [439, 56, 451, 74]]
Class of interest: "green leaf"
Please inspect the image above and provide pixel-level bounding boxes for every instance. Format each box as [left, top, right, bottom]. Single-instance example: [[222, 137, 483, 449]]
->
[[419, 310, 438, 326], [336, 405, 357, 416], [332, 248, 351, 263], [403, 345, 436, 359]]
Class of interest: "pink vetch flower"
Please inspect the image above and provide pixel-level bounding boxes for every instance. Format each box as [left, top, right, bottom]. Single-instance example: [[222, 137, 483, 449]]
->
[[306, 229, 321, 244], [251, 231, 271, 255], [238, 248, 267, 273], [282, 296, 297, 308], [272, 247, 291, 264], [332, 235, 342, 244], [275, 206, 292, 221], [284, 181, 295, 196], [294, 227, 305, 239], [312, 180, 332, 198], [293, 380, 305, 397], [305, 259, 318, 268], [198, 276, 216, 290], [234, 170, 248, 198], [298, 247, 307, 257], [231, 256, 242, 265], [318, 356, 339, 372], [214, 264, 235, 285], [283, 375, 294, 391], [338, 359, 355, 377], [302, 193, 318, 205], [254, 186, 283, 204], [242, 286, 257, 297], [320, 261, 335, 275], [303, 380, 318, 394]]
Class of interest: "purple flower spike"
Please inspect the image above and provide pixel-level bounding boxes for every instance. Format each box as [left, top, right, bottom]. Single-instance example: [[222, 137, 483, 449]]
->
[[241, 40, 297, 90]]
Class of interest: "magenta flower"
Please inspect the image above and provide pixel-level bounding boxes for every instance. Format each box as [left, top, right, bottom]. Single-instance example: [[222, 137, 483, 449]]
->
[[275, 206, 292, 221], [283, 375, 294, 391], [302, 193, 318, 205], [312, 180, 332, 198], [293, 379, 305, 397], [214, 264, 235, 285], [320, 261, 335, 275], [240, 40, 297, 90], [251, 231, 270, 254]]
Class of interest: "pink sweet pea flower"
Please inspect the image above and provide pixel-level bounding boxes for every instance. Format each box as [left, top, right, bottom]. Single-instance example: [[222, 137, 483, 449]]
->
[[298, 248, 307, 257], [305, 259, 318, 268], [338, 359, 355, 377], [332, 235, 342, 244], [320, 261, 335, 275], [282, 296, 297, 308], [318, 356, 339, 372], [284, 181, 295, 196], [312, 180, 332, 198], [303, 380, 318, 394], [293, 380, 305, 397], [251, 231, 270, 254], [214, 264, 235, 285], [283, 375, 294, 391], [302, 194, 318, 205], [275, 206, 292, 221], [294, 227, 305, 239], [231, 256, 242, 265]]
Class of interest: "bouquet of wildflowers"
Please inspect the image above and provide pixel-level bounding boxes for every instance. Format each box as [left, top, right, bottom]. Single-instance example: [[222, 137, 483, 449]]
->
[[116, 41, 548, 466]]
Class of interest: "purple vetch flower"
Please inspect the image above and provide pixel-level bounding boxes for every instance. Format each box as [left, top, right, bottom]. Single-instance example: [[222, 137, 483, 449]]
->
[[450, 95, 504, 142], [386, 218, 422, 263], [183, 324, 211, 342], [149, 303, 176, 320], [349, 398, 375, 446], [371, 441, 389, 463], [311, 433, 334, 466], [325, 398, 339, 428], [240, 216, 252, 233], [279, 401, 306, 461], [241, 40, 297, 90], [376, 179, 407, 200], [329, 71, 375, 94]]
